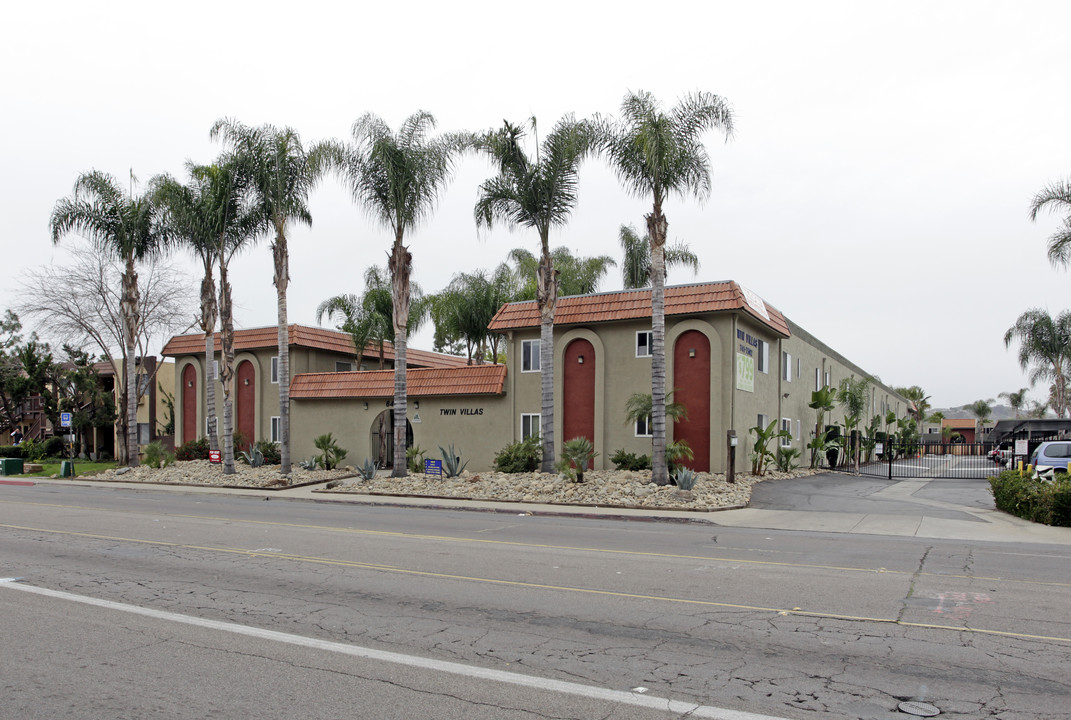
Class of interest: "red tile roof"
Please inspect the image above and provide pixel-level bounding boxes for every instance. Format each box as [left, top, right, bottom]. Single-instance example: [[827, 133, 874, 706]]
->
[[290, 364, 507, 399], [161, 325, 469, 369], [487, 281, 790, 337]]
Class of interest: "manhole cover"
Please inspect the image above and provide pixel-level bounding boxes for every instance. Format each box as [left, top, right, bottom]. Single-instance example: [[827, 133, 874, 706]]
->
[[898, 700, 940, 717]]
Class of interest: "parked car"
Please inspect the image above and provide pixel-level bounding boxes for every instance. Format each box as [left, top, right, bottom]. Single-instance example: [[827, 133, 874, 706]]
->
[[1028, 441, 1071, 478]]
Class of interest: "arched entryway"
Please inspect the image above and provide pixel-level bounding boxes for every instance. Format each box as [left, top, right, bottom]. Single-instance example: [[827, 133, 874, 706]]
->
[[370, 409, 414, 468], [236, 360, 255, 446], [673, 330, 711, 471], [181, 364, 197, 444], [563, 338, 595, 469]]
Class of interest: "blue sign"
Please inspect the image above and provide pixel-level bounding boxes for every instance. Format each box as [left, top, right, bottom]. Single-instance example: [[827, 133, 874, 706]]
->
[[60, 412, 72, 428], [424, 458, 442, 478]]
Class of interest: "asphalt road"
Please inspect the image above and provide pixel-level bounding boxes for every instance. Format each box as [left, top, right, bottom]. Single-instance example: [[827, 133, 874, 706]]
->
[[2, 480, 1070, 719]]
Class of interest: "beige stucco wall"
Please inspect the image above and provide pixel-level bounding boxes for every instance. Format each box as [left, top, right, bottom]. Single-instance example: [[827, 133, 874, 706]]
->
[[290, 394, 513, 472]]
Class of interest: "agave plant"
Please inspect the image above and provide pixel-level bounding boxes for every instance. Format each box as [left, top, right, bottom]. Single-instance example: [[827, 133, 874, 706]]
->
[[239, 443, 265, 468], [673, 467, 698, 491], [357, 458, 379, 481], [438, 444, 468, 477]]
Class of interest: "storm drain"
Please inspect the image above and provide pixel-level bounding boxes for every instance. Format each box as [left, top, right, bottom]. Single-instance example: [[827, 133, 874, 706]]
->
[[898, 700, 940, 716]]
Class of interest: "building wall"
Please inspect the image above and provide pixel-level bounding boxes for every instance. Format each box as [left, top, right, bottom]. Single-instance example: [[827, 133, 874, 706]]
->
[[290, 394, 513, 471]]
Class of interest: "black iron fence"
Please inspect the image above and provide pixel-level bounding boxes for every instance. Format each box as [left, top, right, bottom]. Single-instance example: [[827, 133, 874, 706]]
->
[[813, 437, 1008, 480]]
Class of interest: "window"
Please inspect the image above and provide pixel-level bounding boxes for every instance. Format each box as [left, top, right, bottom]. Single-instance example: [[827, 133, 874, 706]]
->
[[825, 370, 831, 387], [796, 419, 801, 441], [521, 340, 540, 372], [782, 351, 792, 382], [757, 413, 769, 431], [636, 331, 653, 358], [271, 356, 280, 384], [797, 357, 801, 379], [335, 361, 353, 372], [270, 416, 281, 443], [521, 413, 540, 440], [781, 418, 792, 447], [635, 414, 652, 437], [756, 340, 769, 373], [137, 422, 151, 445], [205, 416, 217, 436], [815, 368, 821, 391], [137, 373, 150, 397]]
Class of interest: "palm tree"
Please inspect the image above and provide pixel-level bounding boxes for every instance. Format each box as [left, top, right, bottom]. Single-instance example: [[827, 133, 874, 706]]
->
[[152, 160, 259, 472], [998, 387, 1030, 419], [50, 170, 169, 466], [1029, 179, 1071, 267], [211, 119, 320, 475], [618, 224, 700, 289], [968, 398, 995, 438], [475, 116, 594, 473], [1004, 309, 1071, 418], [507, 247, 615, 299], [431, 267, 515, 364], [895, 385, 932, 430], [316, 111, 467, 477], [600, 90, 734, 484]]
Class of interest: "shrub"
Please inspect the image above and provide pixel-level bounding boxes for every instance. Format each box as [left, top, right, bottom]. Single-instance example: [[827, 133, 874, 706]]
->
[[144, 441, 175, 469], [314, 433, 348, 470], [407, 444, 426, 474], [776, 447, 801, 472], [610, 449, 651, 471], [493, 435, 542, 473], [256, 440, 281, 465], [556, 436, 598, 483], [990, 469, 1071, 526], [21, 438, 46, 463], [42, 436, 65, 458], [176, 437, 210, 461], [666, 439, 693, 475], [438, 444, 468, 477], [0, 445, 25, 459]]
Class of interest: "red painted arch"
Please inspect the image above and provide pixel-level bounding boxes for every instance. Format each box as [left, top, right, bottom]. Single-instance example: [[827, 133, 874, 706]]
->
[[673, 330, 711, 471], [563, 338, 596, 468], [236, 360, 256, 446], [181, 364, 197, 444]]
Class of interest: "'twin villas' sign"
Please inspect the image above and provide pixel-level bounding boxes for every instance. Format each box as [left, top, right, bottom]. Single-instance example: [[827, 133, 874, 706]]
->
[[439, 408, 485, 416]]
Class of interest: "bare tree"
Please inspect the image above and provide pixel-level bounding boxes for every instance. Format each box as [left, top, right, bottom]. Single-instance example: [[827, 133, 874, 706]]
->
[[17, 245, 196, 460]]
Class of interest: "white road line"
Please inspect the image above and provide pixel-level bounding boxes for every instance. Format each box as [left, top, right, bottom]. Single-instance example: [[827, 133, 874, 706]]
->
[[0, 579, 790, 720]]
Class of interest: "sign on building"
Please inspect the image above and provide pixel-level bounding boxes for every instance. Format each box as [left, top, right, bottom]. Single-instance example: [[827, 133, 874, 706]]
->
[[736, 353, 754, 393]]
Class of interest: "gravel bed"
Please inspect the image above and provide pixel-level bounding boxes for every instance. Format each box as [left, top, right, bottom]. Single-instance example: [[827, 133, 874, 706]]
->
[[323, 467, 817, 510], [84, 460, 351, 488]]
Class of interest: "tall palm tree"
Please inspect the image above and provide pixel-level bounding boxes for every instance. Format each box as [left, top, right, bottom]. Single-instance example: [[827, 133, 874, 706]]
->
[[894, 385, 932, 430], [476, 116, 594, 472], [1004, 309, 1071, 419], [998, 387, 1030, 419], [316, 111, 466, 477], [1029, 179, 1071, 267], [211, 119, 319, 475], [431, 266, 516, 364], [507, 247, 615, 299], [968, 398, 995, 437], [50, 170, 169, 466], [618, 224, 700, 289], [600, 90, 734, 484], [152, 161, 259, 472]]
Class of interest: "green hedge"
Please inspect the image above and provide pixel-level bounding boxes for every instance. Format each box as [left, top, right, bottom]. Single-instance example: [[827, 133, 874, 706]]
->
[[0, 445, 25, 458], [989, 469, 1071, 526]]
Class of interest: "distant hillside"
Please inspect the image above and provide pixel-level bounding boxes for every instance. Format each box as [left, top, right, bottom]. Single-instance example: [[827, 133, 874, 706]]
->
[[931, 404, 1044, 421]]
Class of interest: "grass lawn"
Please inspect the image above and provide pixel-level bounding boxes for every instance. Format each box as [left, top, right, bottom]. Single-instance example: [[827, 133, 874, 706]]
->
[[17, 460, 118, 478]]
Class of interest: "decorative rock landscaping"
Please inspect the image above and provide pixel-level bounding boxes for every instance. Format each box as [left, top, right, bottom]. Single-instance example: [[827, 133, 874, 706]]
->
[[81, 461, 817, 510]]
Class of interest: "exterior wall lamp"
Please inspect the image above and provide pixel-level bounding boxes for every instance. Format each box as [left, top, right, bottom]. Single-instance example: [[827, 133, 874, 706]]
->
[[577, 355, 584, 364], [363, 401, 369, 410], [689, 348, 696, 358], [414, 400, 420, 409]]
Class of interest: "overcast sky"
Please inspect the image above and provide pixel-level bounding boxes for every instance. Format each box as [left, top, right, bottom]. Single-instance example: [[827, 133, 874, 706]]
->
[[3, 0, 1068, 410]]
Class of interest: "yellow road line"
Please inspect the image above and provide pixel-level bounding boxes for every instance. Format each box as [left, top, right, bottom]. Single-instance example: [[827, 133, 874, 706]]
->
[[3, 521, 1070, 645]]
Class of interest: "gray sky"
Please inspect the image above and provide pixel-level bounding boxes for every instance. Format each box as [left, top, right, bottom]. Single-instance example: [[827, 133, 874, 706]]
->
[[2, 0, 1067, 410]]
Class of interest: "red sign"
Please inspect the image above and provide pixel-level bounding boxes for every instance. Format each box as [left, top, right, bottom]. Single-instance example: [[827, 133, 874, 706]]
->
[[209, 450, 221, 464]]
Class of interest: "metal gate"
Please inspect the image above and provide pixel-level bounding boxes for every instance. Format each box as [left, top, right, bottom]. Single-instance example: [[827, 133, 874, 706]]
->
[[841, 440, 1006, 480]]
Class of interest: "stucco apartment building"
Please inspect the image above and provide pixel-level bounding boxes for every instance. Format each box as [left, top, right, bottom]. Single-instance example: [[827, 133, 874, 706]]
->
[[166, 282, 907, 473]]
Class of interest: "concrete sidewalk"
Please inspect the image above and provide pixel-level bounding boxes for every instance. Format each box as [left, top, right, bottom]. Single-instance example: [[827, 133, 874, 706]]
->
[[17, 475, 1071, 547]]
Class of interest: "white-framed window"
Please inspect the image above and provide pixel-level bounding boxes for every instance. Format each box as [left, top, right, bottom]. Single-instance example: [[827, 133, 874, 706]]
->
[[635, 414, 652, 437], [825, 370, 831, 387], [782, 351, 792, 382], [270, 416, 281, 443], [757, 413, 769, 432], [796, 419, 802, 441], [205, 416, 217, 436], [137, 422, 151, 445], [815, 368, 821, 391], [781, 418, 792, 447], [335, 361, 353, 372], [207, 359, 219, 380], [636, 331, 653, 358], [521, 413, 540, 440], [271, 356, 280, 384], [757, 340, 769, 374], [521, 340, 540, 373]]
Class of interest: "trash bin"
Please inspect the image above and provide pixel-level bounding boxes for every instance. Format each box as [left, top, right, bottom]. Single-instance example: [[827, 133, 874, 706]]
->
[[60, 460, 75, 478], [0, 458, 24, 475]]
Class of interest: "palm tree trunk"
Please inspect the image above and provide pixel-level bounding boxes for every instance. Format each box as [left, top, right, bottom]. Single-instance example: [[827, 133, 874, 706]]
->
[[389, 236, 411, 478], [218, 262, 236, 474], [536, 248, 557, 473], [273, 228, 292, 475], [201, 267, 219, 453], [647, 209, 669, 485], [121, 257, 140, 467]]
